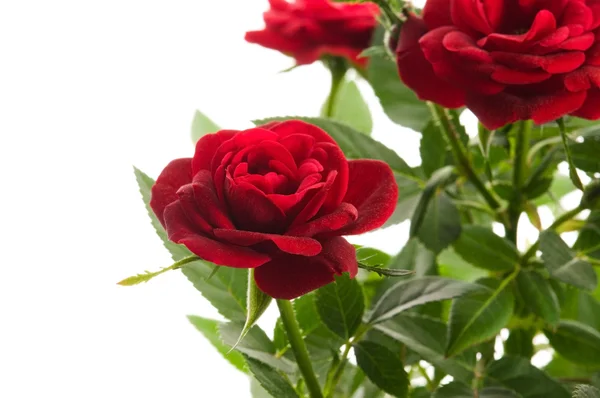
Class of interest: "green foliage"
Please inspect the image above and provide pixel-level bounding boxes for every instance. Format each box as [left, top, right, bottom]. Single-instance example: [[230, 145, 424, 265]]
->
[[452, 226, 519, 272], [321, 78, 373, 134], [446, 277, 515, 357], [545, 320, 600, 366], [191, 110, 220, 143], [367, 41, 430, 131], [574, 385, 600, 398], [354, 341, 409, 397], [234, 270, 273, 349], [187, 315, 246, 373], [432, 382, 520, 397], [414, 192, 462, 254], [367, 276, 482, 325], [516, 270, 560, 327], [486, 357, 570, 398], [540, 231, 597, 291], [315, 273, 365, 340], [246, 357, 300, 398]]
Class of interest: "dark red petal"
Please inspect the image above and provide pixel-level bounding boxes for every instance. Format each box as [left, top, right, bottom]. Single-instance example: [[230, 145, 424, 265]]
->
[[451, 0, 493, 35], [491, 51, 585, 73], [312, 142, 349, 212], [491, 67, 551, 84], [396, 16, 466, 108], [291, 171, 337, 228], [210, 128, 279, 174], [571, 89, 600, 119], [335, 160, 398, 236], [565, 66, 600, 91], [286, 202, 358, 237], [192, 130, 237, 175], [176, 184, 213, 234], [254, 237, 357, 299], [191, 170, 236, 229], [278, 133, 316, 164], [266, 119, 338, 145], [150, 158, 193, 227], [225, 176, 287, 233], [213, 229, 322, 256], [467, 90, 587, 129], [422, 0, 453, 29], [163, 201, 270, 268]]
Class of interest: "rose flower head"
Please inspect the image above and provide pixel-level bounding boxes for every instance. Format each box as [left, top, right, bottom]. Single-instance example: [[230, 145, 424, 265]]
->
[[394, 0, 600, 129], [245, 0, 380, 67], [150, 120, 398, 299]]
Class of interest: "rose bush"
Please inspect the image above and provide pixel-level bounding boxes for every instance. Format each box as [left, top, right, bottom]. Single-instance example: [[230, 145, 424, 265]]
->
[[245, 0, 380, 66], [150, 120, 397, 299], [395, 0, 600, 129]]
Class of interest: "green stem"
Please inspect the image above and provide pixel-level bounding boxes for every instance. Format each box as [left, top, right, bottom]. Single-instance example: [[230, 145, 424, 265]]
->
[[323, 57, 347, 118], [557, 118, 584, 190], [428, 104, 501, 211], [324, 324, 370, 398], [506, 121, 532, 244], [276, 300, 324, 398], [521, 205, 585, 264]]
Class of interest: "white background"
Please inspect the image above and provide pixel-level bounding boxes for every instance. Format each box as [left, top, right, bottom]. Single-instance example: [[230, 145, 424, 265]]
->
[[0, 1, 573, 397]]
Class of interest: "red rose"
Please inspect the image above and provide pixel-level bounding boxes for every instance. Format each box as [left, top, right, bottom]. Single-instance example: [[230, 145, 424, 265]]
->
[[395, 0, 600, 129], [245, 0, 380, 67], [150, 120, 397, 299]]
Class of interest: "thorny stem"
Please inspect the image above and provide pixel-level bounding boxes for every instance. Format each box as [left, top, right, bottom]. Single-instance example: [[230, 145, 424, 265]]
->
[[276, 300, 324, 398]]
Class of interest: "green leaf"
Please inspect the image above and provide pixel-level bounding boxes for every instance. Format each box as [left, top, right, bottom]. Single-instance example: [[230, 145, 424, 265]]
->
[[516, 270, 560, 327], [251, 377, 273, 398], [544, 353, 598, 380], [433, 382, 520, 398], [560, 287, 600, 331], [574, 385, 600, 398], [356, 246, 392, 267], [545, 320, 600, 366], [322, 78, 373, 134], [558, 118, 584, 189], [453, 226, 519, 272], [410, 166, 456, 239], [219, 322, 296, 374], [315, 273, 365, 340], [358, 263, 415, 277], [420, 121, 449, 177], [367, 46, 430, 131], [375, 313, 475, 382], [485, 357, 569, 398], [438, 248, 489, 282], [532, 174, 576, 207], [191, 110, 220, 143], [540, 230, 598, 291], [117, 255, 200, 286], [571, 137, 600, 173], [187, 315, 246, 373], [183, 262, 249, 322], [387, 239, 437, 277], [446, 277, 515, 357], [504, 328, 535, 359], [354, 341, 409, 398], [368, 276, 482, 325], [233, 270, 273, 349], [415, 192, 462, 254], [133, 167, 192, 261], [245, 357, 300, 398], [574, 210, 600, 260]]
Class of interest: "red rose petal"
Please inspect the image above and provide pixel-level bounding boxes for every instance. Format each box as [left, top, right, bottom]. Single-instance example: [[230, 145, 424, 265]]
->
[[278, 133, 316, 164], [224, 176, 287, 233], [467, 90, 587, 129], [266, 119, 338, 145], [286, 202, 358, 237], [290, 170, 337, 228], [334, 160, 398, 236], [254, 237, 357, 299], [491, 51, 585, 73], [176, 184, 214, 235], [491, 67, 551, 84], [150, 158, 193, 227], [422, 0, 453, 29], [163, 201, 270, 268], [451, 0, 493, 36], [311, 142, 348, 212], [396, 16, 466, 108], [210, 128, 279, 174], [571, 89, 600, 119], [191, 170, 236, 229], [192, 130, 237, 174], [213, 229, 322, 256]]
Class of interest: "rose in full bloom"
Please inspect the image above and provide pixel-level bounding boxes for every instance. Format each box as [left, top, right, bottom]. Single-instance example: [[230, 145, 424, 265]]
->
[[245, 0, 380, 67], [394, 0, 600, 129], [150, 120, 397, 299]]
